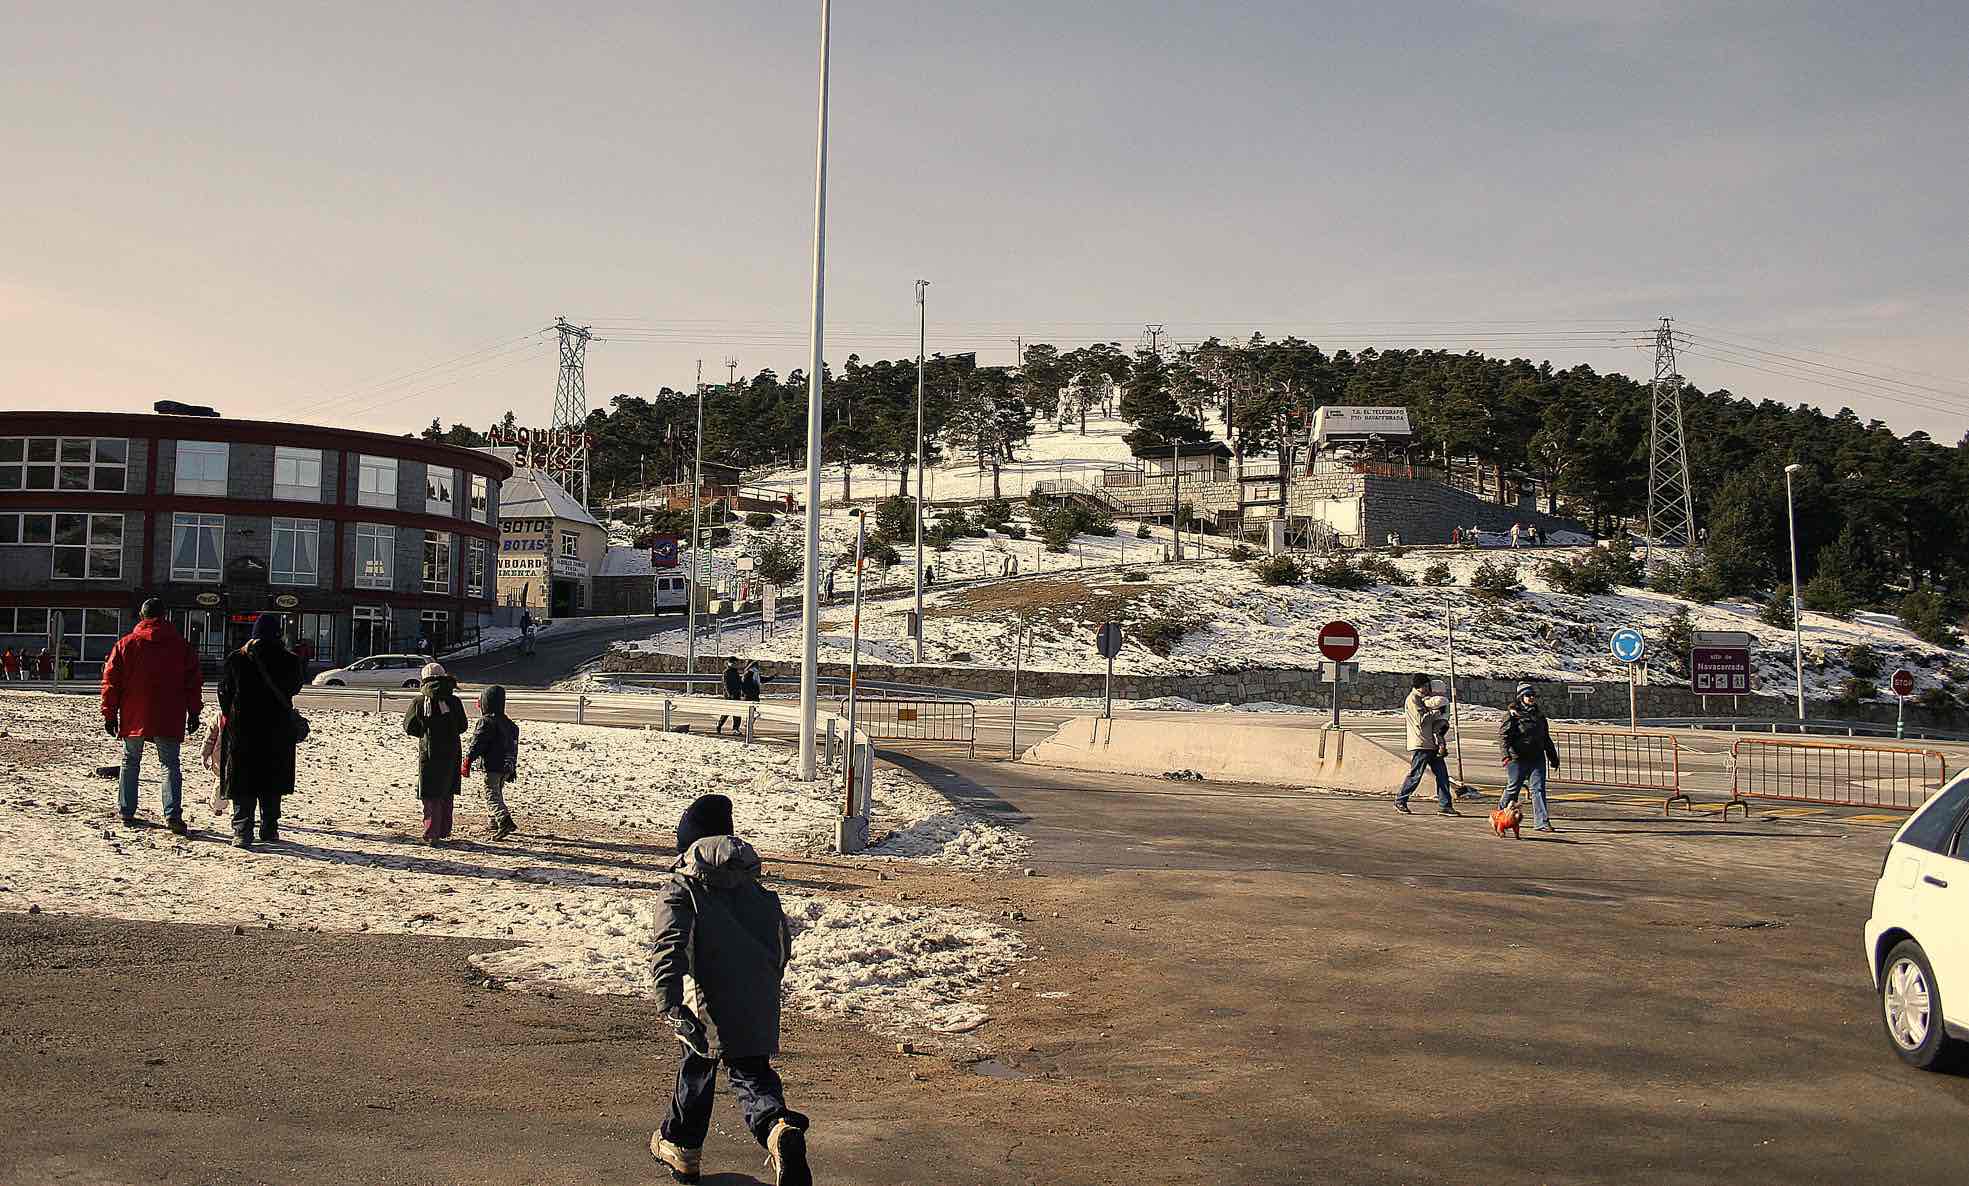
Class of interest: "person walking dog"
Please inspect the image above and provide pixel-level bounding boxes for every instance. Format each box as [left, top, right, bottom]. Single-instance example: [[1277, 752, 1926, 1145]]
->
[[1393, 673, 1457, 816], [649, 794, 811, 1186], [100, 599, 203, 834], [1498, 682, 1562, 833], [403, 661, 467, 845]]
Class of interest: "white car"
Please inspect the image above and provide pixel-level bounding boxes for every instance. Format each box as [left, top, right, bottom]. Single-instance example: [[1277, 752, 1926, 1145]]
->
[[310, 654, 430, 689], [1865, 771, 1969, 1070]]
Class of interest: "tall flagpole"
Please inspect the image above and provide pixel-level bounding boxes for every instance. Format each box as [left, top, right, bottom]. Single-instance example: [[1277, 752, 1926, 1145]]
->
[[798, 0, 832, 781]]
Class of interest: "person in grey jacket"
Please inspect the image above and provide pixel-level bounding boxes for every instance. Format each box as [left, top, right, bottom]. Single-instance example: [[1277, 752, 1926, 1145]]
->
[[462, 684, 520, 839], [649, 794, 810, 1186], [1498, 682, 1563, 832]]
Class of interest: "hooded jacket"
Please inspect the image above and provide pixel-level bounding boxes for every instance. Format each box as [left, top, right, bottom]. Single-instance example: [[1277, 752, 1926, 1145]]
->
[[465, 685, 520, 777], [101, 617, 203, 739], [1498, 700, 1561, 766], [652, 831, 791, 1060], [402, 673, 467, 797]]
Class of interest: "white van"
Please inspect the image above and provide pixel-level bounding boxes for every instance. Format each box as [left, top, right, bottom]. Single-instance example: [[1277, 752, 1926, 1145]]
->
[[653, 574, 691, 614]]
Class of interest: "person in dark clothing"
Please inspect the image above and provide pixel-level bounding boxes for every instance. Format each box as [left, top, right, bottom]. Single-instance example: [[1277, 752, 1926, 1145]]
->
[[742, 661, 765, 707], [649, 794, 810, 1186], [216, 613, 305, 848], [463, 684, 521, 838], [1497, 682, 1563, 832], [715, 656, 743, 735], [403, 661, 467, 845]]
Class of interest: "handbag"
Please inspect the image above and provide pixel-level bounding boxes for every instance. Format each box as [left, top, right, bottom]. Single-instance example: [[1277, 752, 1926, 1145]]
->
[[249, 644, 311, 745]]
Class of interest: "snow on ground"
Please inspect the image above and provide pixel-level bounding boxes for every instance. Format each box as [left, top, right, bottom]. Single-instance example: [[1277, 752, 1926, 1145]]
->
[[0, 693, 1027, 1035], [635, 546, 1966, 702], [440, 619, 558, 659]]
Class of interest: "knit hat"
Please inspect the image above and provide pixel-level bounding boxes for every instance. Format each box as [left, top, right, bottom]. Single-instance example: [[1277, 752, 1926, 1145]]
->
[[1516, 682, 1536, 698], [676, 793, 735, 854], [251, 613, 284, 643], [420, 662, 449, 681]]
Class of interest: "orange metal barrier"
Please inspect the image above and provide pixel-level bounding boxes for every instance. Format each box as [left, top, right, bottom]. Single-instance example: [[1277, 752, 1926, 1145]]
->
[[1726, 738, 1947, 816], [1550, 729, 1691, 813]]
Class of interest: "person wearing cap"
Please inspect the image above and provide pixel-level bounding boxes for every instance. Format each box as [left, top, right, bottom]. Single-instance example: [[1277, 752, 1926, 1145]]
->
[[1497, 682, 1562, 832], [217, 612, 306, 848], [649, 794, 810, 1186], [402, 660, 467, 844], [100, 598, 203, 834]]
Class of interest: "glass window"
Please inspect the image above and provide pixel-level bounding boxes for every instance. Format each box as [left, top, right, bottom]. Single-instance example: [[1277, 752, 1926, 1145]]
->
[[0, 436, 126, 492], [423, 531, 452, 594], [50, 513, 122, 581], [0, 514, 17, 545], [466, 539, 487, 597], [170, 513, 224, 582], [355, 523, 395, 589], [420, 609, 450, 650], [1900, 779, 1969, 855], [351, 605, 391, 658], [561, 530, 579, 557], [175, 441, 230, 496], [358, 455, 398, 509], [274, 446, 323, 502], [471, 474, 489, 521], [426, 467, 454, 516], [270, 517, 319, 586], [22, 513, 53, 545]]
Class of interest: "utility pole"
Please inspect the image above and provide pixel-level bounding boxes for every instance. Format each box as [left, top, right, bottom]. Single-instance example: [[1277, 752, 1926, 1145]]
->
[[798, 0, 831, 784], [688, 361, 703, 690], [549, 316, 593, 506], [1644, 316, 1697, 582], [1143, 323, 1166, 358], [914, 279, 929, 663], [1172, 439, 1183, 562]]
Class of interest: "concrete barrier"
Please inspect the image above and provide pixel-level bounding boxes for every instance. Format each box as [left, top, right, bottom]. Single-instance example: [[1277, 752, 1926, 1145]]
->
[[1021, 714, 1418, 793]]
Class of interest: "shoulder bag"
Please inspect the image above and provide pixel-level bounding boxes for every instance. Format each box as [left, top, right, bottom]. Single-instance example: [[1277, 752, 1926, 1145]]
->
[[249, 644, 311, 745]]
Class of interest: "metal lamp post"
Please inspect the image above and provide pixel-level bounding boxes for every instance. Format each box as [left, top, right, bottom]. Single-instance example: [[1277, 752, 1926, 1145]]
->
[[797, 0, 831, 782], [687, 379, 705, 692], [843, 507, 867, 826], [914, 279, 928, 663], [1784, 462, 1805, 721]]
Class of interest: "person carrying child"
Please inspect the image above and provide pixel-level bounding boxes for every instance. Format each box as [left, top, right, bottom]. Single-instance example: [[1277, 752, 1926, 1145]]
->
[[1394, 673, 1458, 816], [462, 684, 520, 839], [649, 793, 811, 1186], [402, 661, 466, 845]]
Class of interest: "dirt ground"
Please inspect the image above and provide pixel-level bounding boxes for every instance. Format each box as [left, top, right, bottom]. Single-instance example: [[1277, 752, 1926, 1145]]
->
[[5, 753, 1968, 1185]]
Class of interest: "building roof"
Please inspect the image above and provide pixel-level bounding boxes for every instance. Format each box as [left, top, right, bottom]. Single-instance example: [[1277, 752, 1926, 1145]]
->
[[1129, 440, 1234, 461], [495, 463, 603, 529], [597, 545, 656, 577]]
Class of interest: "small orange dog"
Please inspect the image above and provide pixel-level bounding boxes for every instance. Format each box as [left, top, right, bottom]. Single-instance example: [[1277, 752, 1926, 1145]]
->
[[1490, 805, 1523, 839]]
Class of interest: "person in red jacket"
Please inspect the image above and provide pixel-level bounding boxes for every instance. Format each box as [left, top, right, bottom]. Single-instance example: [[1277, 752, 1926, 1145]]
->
[[101, 599, 204, 833], [1, 647, 18, 681]]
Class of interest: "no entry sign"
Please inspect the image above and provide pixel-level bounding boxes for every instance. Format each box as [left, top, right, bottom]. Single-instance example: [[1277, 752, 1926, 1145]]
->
[[1892, 669, 1915, 698], [1317, 620, 1360, 662]]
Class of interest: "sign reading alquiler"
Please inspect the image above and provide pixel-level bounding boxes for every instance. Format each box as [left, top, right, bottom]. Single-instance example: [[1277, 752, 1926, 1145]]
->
[[1312, 405, 1413, 443]]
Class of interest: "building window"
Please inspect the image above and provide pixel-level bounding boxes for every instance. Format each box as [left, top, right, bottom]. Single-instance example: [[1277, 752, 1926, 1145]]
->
[[50, 513, 123, 581], [426, 467, 454, 516], [296, 611, 336, 665], [357, 454, 398, 509], [560, 530, 579, 558], [354, 523, 395, 590], [419, 609, 451, 651], [274, 446, 323, 502], [270, 517, 319, 586], [423, 531, 453, 594], [471, 474, 489, 522], [174, 441, 230, 496], [466, 539, 487, 597], [170, 513, 224, 582], [0, 436, 127, 492], [351, 605, 390, 657]]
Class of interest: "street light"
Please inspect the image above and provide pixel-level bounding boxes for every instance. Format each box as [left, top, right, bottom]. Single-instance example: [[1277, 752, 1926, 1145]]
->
[[797, 0, 832, 782], [687, 378, 706, 692], [914, 279, 928, 664], [1784, 462, 1805, 721]]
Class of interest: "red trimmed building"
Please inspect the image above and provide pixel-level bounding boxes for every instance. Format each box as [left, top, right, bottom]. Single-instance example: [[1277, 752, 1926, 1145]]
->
[[0, 410, 511, 673]]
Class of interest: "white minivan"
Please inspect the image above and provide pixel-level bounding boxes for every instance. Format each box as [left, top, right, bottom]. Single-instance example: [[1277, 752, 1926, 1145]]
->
[[653, 574, 690, 614], [1864, 771, 1969, 1070]]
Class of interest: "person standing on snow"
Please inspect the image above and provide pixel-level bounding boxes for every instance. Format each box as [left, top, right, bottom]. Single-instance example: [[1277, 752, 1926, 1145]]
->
[[716, 655, 744, 735], [649, 794, 811, 1186], [217, 613, 305, 849], [1393, 673, 1457, 817], [1498, 682, 1562, 833], [100, 599, 203, 834], [462, 684, 520, 839], [403, 661, 467, 845], [742, 660, 766, 709]]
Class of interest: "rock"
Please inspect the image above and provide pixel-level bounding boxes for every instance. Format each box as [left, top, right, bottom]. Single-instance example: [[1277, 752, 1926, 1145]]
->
[[896, 1041, 916, 1055], [232, 925, 244, 936], [55, 804, 71, 815], [27, 904, 40, 915], [144, 1057, 165, 1067], [1022, 868, 1037, 877], [911, 1071, 929, 1082]]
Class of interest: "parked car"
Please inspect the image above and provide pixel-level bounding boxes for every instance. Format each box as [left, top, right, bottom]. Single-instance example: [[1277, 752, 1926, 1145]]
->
[[310, 654, 428, 688], [1865, 771, 1969, 1070]]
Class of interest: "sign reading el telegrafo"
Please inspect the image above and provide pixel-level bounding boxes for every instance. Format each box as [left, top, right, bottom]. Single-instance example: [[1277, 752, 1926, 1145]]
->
[[1311, 405, 1414, 443]]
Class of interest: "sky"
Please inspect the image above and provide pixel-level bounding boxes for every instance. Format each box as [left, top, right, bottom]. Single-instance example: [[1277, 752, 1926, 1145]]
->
[[3, 1, 1966, 440]]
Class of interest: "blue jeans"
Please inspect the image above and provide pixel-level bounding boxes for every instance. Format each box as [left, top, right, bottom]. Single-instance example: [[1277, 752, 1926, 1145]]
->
[[1396, 749, 1451, 809], [1500, 758, 1550, 829], [662, 1051, 803, 1149], [119, 737, 183, 821]]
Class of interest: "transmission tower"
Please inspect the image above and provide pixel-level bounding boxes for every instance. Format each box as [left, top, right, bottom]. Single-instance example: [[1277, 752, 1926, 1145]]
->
[[1644, 316, 1697, 578], [549, 316, 594, 505]]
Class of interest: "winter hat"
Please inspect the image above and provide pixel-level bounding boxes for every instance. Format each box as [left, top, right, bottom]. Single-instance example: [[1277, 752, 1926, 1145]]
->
[[676, 793, 734, 854], [478, 685, 507, 715], [420, 662, 449, 681], [1515, 682, 1536, 698], [251, 613, 284, 643], [139, 597, 163, 620]]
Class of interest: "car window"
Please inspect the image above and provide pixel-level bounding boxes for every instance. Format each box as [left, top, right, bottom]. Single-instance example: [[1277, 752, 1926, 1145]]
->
[[348, 658, 374, 671], [1899, 778, 1969, 855]]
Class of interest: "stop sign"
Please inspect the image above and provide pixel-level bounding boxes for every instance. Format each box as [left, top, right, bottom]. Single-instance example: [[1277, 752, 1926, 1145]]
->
[[1317, 620, 1360, 662], [1892, 669, 1915, 697]]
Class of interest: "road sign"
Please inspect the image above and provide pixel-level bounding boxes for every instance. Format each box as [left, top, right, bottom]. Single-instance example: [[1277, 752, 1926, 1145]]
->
[[1693, 629, 1753, 648], [651, 536, 679, 568], [1691, 643, 1751, 693], [1892, 668, 1915, 697], [1317, 620, 1360, 662], [1096, 622, 1124, 659], [1609, 627, 1645, 664]]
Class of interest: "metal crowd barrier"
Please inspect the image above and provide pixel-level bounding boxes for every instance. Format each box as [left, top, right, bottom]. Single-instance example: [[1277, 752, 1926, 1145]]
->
[[1550, 729, 1691, 813], [837, 698, 978, 757], [1726, 738, 1948, 816]]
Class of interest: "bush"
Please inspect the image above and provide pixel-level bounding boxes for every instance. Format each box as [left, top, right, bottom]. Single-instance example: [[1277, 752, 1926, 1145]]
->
[[1679, 560, 1726, 606], [1354, 555, 1414, 587], [1133, 617, 1187, 657], [1422, 561, 1454, 587], [1845, 644, 1883, 682], [1801, 569, 1854, 618], [1227, 543, 1253, 561], [1539, 553, 1612, 596], [1601, 537, 1644, 586], [979, 497, 1014, 531], [1120, 570, 1150, 583], [1136, 522, 1152, 539], [873, 495, 914, 543], [750, 534, 802, 584], [936, 507, 972, 537], [1918, 685, 1957, 713], [1900, 587, 1961, 647], [1469, 559, 1524, 601], [1306, 559, 1372, 591], [1759, 586, 1795, 629], [1661, 607, 1694, 679], [1004, 524, 1027, 540], [743, 511, 775, 530], [1834, 676, 1873, 711], [1646, 557, 1686, 594], [1253, 555, 1302, 586], [865, 538, 901, 567]]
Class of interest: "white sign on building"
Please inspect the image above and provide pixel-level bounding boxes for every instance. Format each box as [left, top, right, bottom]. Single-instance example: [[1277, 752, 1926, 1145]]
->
[[1312, 405, 1413, 444]]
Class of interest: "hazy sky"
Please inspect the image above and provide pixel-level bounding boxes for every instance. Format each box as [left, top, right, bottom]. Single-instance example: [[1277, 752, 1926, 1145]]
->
[[4, 1, 1966, 439]]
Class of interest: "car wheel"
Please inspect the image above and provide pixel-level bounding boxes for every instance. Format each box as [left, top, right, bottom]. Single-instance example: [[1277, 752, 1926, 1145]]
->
[[403, 679, 419, 688], [1881, 939, 1958, 1070], [325, 679, 345, 687]]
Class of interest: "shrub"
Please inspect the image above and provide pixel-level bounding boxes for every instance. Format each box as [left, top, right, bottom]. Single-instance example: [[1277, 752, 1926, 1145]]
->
[[1227, 543, 1253, 561], [979, 497, 1014, 530], [1845, 644, 1883, 682], [1900, 587, 1961, 647], [1121, 570, 1150, 583], [873, 495, 914, 543], [1253, 555, 1302, 586], [750, 534, 802, 584], [1661, 607, 1694, 679], [1469, 559, 1524, 601], [1354, 555, 1414, 587], [865, 538, 901, 567], [1601, 537, 1645, 586], [1759, 587, 1795, 629], [1801, 569, 1854, 619], [1307, 559, 1372, 591], [1136, 522, 1152, 539], [1004, 524, 1027, 540], [1388, 546, 1408, 559], [1647, 557, 1686, 594], [1422, 561, 1454, 587], [743, 511, 775, 530], [1834, 676, 1872, 711], [1678, 560, 1726, 605], [1133, 616, 1187, 657], [1918, 686, 1957, 713], [1539, 553, 1612, 596]]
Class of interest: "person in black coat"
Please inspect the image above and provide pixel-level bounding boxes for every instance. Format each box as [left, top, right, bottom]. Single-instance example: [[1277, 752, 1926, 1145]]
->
[[1497, 682, 1563, 833], [217, 613, 306, 849], [648, 794, 809, 1186], [716, 656, 743, 735], [403, 661, 467, 845]]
